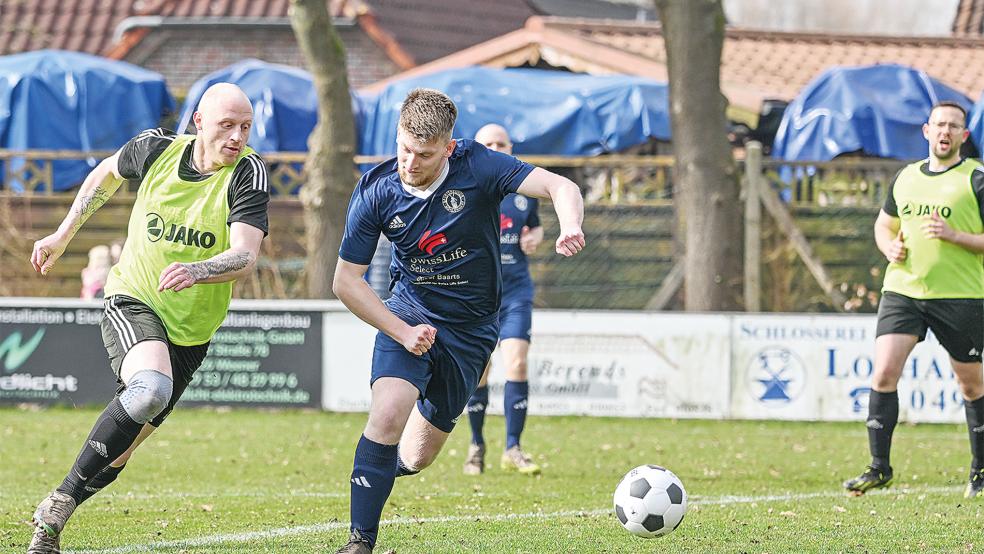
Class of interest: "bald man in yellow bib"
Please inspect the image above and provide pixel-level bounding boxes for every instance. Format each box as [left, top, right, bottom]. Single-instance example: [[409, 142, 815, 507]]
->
[[26, 83, 270, 553]]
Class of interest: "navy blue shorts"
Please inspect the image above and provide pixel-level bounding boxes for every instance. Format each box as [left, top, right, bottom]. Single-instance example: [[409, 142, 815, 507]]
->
[[371, 313, 498, 433], [498, 299, 532, 342]]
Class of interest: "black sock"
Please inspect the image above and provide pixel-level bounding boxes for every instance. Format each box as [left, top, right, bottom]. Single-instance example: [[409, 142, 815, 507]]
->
[[866, 390, 899, 471], [467, 386, 488, 446], [504, 381, 529, 449], [964, 394, 984, 471], [57, 398, 143, 503], [77, 464, 126, 505], [350, 435, 398, 548]]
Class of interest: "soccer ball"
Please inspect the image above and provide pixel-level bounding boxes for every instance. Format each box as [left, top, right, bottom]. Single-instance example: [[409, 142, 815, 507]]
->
[[613, 464, 688, 538]]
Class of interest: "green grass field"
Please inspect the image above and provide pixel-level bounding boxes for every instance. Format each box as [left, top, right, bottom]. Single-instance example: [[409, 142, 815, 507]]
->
[[1, 406, 982, 553]]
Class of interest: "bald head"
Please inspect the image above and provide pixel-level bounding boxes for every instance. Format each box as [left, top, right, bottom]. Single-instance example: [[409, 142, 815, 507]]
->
[[198, 83, 252, 118], [192, 83, 254, 171], [475, 124, 512, 155]]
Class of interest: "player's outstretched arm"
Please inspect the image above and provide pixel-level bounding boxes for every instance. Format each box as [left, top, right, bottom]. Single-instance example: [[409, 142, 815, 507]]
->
[[333, 259, 436, 356], [158, 222, 263, 292], [516, 167, 585, 257], [31, 151, 125, 275]]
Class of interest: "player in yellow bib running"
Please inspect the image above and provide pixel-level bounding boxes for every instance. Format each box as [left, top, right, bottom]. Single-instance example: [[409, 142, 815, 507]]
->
[[26, 83, 270, 553], [843, 101, 984, 498]]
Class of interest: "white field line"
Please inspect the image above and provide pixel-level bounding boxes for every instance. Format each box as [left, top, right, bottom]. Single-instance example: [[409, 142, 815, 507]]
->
[[2, 490, 482, 504], [66, 484, 962, 554], [1, 490, 349, 501]]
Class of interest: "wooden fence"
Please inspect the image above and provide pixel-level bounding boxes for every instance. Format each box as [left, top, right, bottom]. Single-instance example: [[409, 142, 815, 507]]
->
[[0, 148, 902, 310]]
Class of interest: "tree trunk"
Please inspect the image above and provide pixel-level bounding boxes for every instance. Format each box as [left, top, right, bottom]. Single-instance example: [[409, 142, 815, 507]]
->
[[655, 0, 743, 311], [289, 0, 356, 298]]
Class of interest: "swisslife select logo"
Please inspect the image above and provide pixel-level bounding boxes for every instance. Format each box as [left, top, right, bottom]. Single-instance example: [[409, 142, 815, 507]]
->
[[500, 213, 514, 232], [409, 230, 468, 274], [417, 230, 448, 254]]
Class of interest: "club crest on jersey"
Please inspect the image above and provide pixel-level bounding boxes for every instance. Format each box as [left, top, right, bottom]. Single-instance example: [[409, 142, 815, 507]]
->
[[417, 230, 448, 254], [442, 189, 466, 213], [514, 195, 528, 211], [146, 212, 216, 249]]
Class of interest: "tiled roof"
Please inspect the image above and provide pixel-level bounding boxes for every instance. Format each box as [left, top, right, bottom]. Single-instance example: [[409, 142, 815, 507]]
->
[[365, 17, 984, 115], [107, 0, 414, 69], [0, 0, 532, 69], [953, 0, 984, 35], [562, 18, 984, 104], [0, 0, 144, 56], [364, 0, 536, 65], [0, 0, 414, 69], [0, 1, 662, 76], [364, 0, 661, 65], [153, 0, 293, 17]]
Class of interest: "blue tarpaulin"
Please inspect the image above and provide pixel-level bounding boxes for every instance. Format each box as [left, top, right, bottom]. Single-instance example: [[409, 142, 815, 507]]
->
[[966, 93, 984, 155], [0, 50, 175, 192], [178, 59, 335, 153], [359, 66, 670, 156], [179, 62, 669, 158], [772, 64, 971, 161], [178, 59, 373, 194]]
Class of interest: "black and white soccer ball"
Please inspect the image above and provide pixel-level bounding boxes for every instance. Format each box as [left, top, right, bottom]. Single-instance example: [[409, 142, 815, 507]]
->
[[613, 464, 688, 538]]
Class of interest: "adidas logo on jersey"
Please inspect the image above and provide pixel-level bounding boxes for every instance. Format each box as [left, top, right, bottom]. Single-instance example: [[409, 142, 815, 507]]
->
[[388, 215, 407, 229], [970, 348, 980, 357], [88, 439, 109, 458], [351, 475, 372, 488]]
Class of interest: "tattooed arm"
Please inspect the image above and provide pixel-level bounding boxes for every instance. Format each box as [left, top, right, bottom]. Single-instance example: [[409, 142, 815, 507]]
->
[[158, 222, 264, 292], [30, 152, 125, 275]]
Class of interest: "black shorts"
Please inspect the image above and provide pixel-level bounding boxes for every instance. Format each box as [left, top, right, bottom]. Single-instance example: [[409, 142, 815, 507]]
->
[[876, 291, 984, 363], [101, 295, 210, 426]]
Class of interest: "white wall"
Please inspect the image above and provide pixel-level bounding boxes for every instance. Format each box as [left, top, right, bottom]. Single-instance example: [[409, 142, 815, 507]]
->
[[723, 0, 959, 36], [321, 309, 968, 424]]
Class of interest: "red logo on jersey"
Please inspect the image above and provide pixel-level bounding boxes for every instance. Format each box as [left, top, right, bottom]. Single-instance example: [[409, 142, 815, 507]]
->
[[500, 213, 514, 232], [417, 230, 448, 254]]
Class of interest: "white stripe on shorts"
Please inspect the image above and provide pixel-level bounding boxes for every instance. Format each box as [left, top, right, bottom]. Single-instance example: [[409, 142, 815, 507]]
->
[[105, 297, 137, 349]]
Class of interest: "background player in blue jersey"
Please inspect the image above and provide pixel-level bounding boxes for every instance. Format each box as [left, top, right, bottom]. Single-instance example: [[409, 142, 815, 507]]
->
[[463, 124, 544, 476], [331, 89, 584, 553]]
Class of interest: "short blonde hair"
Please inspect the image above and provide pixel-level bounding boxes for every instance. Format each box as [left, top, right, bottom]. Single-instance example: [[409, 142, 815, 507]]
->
[[398, 88, 457, 142]]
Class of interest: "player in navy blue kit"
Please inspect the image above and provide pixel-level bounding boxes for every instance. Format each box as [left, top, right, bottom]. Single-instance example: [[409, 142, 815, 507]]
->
[[463, 124, 544, 476], [331, 89, 585, 553]]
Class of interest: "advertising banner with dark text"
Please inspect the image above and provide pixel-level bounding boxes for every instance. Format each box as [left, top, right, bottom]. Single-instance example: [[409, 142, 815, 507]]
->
[[0, 300, 322, 409]]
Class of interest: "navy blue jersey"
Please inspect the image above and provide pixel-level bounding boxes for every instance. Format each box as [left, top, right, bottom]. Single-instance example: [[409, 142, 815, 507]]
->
[[339, 139, 535, 325], [499, 193, 540, 303]]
